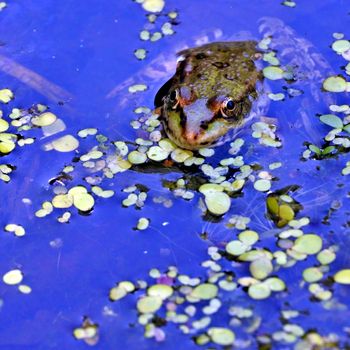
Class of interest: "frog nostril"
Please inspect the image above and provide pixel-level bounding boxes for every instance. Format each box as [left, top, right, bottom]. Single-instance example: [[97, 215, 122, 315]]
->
[[184, 131, 197, 141]]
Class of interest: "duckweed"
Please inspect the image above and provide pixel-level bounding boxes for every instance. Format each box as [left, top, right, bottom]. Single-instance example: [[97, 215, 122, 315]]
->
[[0, 88, 13, 103], [190, 283, 218, 300], [248, 282, 271, 300], [73, 193, 94, 212], [134, 48, 147, 60], [238, 230, 259, 245], [254, 179, 271, 192], [203, 192, 231, 216], [302, 267, 323, 283], [207, 327, 235, 346], [282, 1, 296, 7], [50, 135, 79, 152], [4, 223, 25, 237], [293, 234, 323, 255], [137, 296, 162, 313], [334, 269, 350, 284], [319, 114, 343, 129], [148, 284, 173, 300], [147, 146, 169, 161], [3, 269, 23, 285], [317, 249, 336, 265], [323, 76, 347, 92], [0, 118, 9, 132], [31, 112, 57, 127], [18, 284, 32, 294], [142, 0, 165, 13], [52, 194, 73, 209], [128, 150, 147, 164], [226, 240, 248, 256], [249, 257, 273, 280], [73, 318, 99, 346], [263, 66, 285, 80], [128, 84, 148, 93], [137, 217, 150, 230], [332, 39, 350, 54]]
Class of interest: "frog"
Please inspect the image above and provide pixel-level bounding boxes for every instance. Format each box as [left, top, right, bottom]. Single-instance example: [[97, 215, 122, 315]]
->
[[107, 17, 333, 151], [153, 41, 262, 150]]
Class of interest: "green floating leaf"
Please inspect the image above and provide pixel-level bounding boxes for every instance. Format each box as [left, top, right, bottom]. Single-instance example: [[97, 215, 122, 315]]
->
[[248, 282, 271, 300], [0, 89, 14, 103], [332, 39, 350, 54], [137, 296, 162, 314], [191, 283, 218, 300], [238, 230, 259, 246], [334, 269, 350, 284], [263, 66, 284, 80], [204, 191, 231, 216], [319, 114, 343, 129], [293, 234, 323, 255], [226, 240, 248, 256], [323, 76, 347, 92], [254, 179, 271, 192], [303, 267, 323, 283], [249, 257, 273, 280], [207, 327, 235, 346], [148, 284, 173, 300]]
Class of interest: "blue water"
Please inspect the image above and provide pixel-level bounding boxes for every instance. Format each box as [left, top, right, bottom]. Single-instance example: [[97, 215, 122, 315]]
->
[[0, 0, 349, 349]]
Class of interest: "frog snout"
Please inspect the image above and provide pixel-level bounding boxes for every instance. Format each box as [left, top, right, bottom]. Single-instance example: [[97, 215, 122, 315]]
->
[[182, 99, 213, 139]]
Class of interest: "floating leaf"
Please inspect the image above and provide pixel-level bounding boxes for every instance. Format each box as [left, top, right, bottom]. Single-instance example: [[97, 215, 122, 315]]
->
[[238, 230, 259, 246], [293, 234, 323, 255], [0, 89, 14, 103], [3, 269, 23, 285], [303, 267, 323, 283], [128, 151, 147, 164], [147, 146, 169, 161], [52, 194, 73, 209], [254, 179, 271, 192], [191, 283, 218, 300], [31, 112, 57, 127], [317, 249, 336, 265], [250, 257, 273, 280], [142, 0, 165, 13], [332, 39, 350, 54], [128, 84, 148, 93], [207, 327, 235, 346], [334, 269, 350, 284], [226, 240, 248, 256], [248, 282, 271, 300], [263, 66, 284, 80], [137, 296, 162, 314], [148, 284, 173, 300], [319, 114, 343, 129], [0, 118, 9, 132], [323, 76, 347, 92], [51, 135, 79, 152], [137, 217, 150, 230], [73, 193, 94, 212], [203, 191, 231, 216]]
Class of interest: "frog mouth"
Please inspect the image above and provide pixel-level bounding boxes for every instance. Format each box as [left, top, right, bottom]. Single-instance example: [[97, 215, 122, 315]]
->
[[161, 107, 231, 150]]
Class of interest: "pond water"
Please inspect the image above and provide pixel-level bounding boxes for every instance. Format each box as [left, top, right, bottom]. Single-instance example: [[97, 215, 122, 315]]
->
[[0, 0, 350, 349]]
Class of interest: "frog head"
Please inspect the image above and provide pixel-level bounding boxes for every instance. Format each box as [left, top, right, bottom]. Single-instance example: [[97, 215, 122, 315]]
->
[[155, 41, 261, 150]]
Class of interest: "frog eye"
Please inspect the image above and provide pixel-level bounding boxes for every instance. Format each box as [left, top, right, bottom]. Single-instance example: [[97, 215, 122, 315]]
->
[[221, 98, 236, 118], [226, 100, 235, 111], [168, 89, 180, 108]]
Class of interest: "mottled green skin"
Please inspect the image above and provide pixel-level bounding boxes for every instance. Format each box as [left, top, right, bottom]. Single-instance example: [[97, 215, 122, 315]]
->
[[155, 41, 261, 150]]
